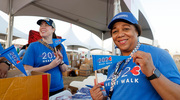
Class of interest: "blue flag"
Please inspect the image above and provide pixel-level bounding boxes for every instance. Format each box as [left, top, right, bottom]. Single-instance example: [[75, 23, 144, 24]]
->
[[0, 45, 27, 76], [52, 39, 66, 47], [92, 55, 130, 71], [0, 43, 4, 52]]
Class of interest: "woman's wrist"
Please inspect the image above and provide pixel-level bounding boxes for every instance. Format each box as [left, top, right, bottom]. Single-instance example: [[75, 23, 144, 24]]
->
[[60, 61, 64, 66], [0, 60, 11, 70]]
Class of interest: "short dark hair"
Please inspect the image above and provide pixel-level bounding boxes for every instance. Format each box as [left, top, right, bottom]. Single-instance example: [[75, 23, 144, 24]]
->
[[134, 24, 141, 36], [109, 20, 142, 36]]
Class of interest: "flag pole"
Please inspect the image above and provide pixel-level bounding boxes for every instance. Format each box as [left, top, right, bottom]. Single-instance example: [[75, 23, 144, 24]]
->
[[55, 47, 57, 54], [95, 70, 98, 85], [54, 46, 58, 56]]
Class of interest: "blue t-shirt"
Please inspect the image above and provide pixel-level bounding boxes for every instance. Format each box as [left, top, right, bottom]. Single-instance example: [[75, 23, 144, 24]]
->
[[18, 49, 26, 57], [22, 41, 69, 92], [104, 44, 180, 100]]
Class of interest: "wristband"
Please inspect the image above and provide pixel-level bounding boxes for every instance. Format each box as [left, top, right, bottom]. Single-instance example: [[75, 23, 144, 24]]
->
[[60, 61, 64, 66], [60, 63, 64, 66], [0, 60, 11, 70], [146, 68, 161, 80]]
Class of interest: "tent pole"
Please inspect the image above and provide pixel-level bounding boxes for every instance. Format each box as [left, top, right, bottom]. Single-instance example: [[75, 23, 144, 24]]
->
[[6, 0, 14, 48], [101, 32, 104, 55], [112, 0, 121, 55]]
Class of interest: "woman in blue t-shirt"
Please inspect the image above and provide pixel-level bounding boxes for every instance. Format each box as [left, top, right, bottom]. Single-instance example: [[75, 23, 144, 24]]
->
[[18, 44, 29, 59], [90, 12, 180, 100], [22, 18, 69, 96]]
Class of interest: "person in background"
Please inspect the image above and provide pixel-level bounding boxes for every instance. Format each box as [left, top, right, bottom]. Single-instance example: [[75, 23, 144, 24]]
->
[[18, 44, 29, 59], [0, 57, 11, 78], [90, 12, 180, 100], [164, 48, 169, 53], [22, 18, 69, 96]]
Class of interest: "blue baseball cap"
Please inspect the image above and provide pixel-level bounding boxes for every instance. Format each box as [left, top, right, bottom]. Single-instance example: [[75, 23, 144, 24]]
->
[[37, 18, 56, 29], [108, 12, 138, 29]]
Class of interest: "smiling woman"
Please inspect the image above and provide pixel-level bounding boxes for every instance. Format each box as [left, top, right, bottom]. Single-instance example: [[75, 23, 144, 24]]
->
[[90, 12, 180, 100], [111, 21, 139, 56], [22, 18, 69, 97]]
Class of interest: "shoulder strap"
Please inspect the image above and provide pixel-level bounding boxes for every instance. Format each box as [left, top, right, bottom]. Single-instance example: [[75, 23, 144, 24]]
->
[[38, 39, 55, 52]]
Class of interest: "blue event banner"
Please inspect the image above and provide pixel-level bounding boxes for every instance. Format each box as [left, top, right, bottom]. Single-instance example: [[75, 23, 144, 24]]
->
[[92, 55, 130, 71], [0, 45, 27, 76], [52, 39, 66, 47]]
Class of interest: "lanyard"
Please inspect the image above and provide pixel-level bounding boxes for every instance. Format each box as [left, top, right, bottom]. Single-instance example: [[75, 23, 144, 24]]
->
[[38, 39, 55, 52], [108, 42, 140, 99]]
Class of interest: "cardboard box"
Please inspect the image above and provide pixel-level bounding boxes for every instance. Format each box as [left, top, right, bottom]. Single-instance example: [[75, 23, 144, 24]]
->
[[71, 60, 77, 67], [68, 60, 71, 67], [0, 70, 50, 100], [62, 69, 71, 77], [75, 69, 79, 76], [67, 54, 71, 61], [75, 60, 81, 69], [79, 70, 91, 76], [83, 58, 90, 64], [70, 53, 74, 60], [79, 64, 91, 76], [89, 59, 93, 72], [74, 55, 77, 60], [79, 64, 90, 70]]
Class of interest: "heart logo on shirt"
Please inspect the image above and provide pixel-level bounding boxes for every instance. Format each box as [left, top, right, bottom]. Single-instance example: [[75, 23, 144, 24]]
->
[[130, 66, 141, 76]]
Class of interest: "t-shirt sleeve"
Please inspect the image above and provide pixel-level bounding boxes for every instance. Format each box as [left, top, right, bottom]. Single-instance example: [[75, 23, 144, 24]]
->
[[22, 44, 35, 66], [18, 49, 25, 57], [157, 50, 180, 84], [61, 44, 69, 65]]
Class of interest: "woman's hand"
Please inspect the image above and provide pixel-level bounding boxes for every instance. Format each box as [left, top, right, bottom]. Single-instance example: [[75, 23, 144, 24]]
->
[[54, 50, 63, 63], [50, 55, 62, 68], [90, 85, 104, 100], [24, 56, 62, 72], [24, 50, 65, 72], [132, 50, 155, 77], [54, 50, 68, 72]]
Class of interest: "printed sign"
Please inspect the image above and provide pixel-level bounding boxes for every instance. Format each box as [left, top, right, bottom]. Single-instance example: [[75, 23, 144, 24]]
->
[[0, 45, 27, 76], [52, 39, 66, 47], [92, 55, 129, 71]]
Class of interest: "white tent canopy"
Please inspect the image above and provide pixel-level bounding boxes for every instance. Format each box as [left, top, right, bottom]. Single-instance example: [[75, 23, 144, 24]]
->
[[62, 26, 88, 50], [0, 0, 154, 48], [103, 38, 113, 52], [83, 33, 102, 50], [0, 15, 28, 40], [12, 38, 28, 45]]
